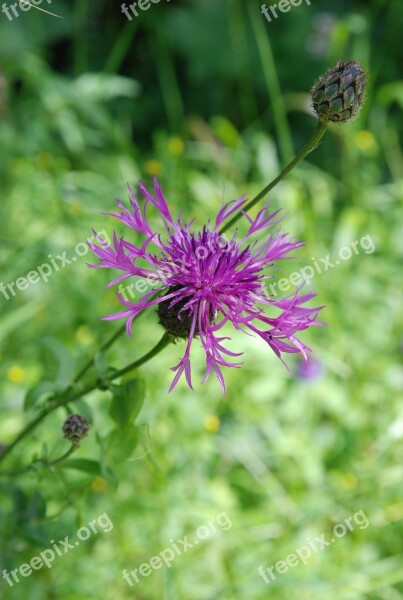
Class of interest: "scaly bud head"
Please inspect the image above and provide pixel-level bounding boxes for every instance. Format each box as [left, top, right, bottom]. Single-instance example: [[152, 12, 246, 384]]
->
[[311, 60, 367, 123], [62, 414, 89, 444]]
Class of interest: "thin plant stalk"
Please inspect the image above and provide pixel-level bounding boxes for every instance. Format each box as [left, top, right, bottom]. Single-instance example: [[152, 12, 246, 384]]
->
[[220, 119, 328, 235], [0, 333, 172, 465]]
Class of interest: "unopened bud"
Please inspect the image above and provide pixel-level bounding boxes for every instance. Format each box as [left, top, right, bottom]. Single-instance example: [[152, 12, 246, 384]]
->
[[62, 414, 89, 444], [311, 60, 367, 123]]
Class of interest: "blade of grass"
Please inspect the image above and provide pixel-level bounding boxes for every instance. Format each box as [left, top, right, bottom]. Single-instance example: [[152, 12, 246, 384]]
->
[[227, 0, 259, 127], [248, 3, 294, 165], [104, 19, 140, 73], [149, 32, 184, 132], [73, 0, 90, 75]]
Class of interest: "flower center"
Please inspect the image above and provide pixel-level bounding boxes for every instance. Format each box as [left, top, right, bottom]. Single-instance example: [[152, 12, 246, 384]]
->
[[157, 286, 198, 339]]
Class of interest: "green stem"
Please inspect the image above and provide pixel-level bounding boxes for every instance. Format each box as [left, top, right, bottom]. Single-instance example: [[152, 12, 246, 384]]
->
[[107, 332, 172, 379], [0, 445, 77, 477], [69, 323, 126, 388], [53, 323, 127, 413], [0, 333, 172, 465], [219, 119, 329, 235], [47, 444, 77, 467]]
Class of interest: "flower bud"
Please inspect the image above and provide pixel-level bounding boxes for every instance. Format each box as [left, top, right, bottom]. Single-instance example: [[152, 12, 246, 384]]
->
[[62, 414, 89, 444], [311, 60, 367, 123]]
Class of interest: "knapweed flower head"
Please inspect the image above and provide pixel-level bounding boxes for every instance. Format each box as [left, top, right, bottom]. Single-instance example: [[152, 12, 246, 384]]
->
[[88, 176, 323, 393]]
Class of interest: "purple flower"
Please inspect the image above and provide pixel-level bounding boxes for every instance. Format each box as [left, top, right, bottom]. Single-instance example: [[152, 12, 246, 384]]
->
[[88, 176, 324, 393], [296, 356, 324, 381]]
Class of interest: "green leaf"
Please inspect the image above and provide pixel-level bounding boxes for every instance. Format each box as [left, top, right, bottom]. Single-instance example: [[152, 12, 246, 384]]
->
[[60, 459, 102, 476], [25, 491, 47, 521], [23, 524, 56, 547], [108, 375, 146, 428], [12, 489, 46, 526], [101, 466, 119, 488], [106, 425, 140, 462], [211, 115, 240, 148], [42, 337, 76, 387], [12, 488, 30, 526], [73, 398, 94, 423], [23, 381, 61, 412], [94, 351, 109, 379], [72, 73, 139, 103], [137, 424, 162, 472], [60, 458, 117, 488]]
